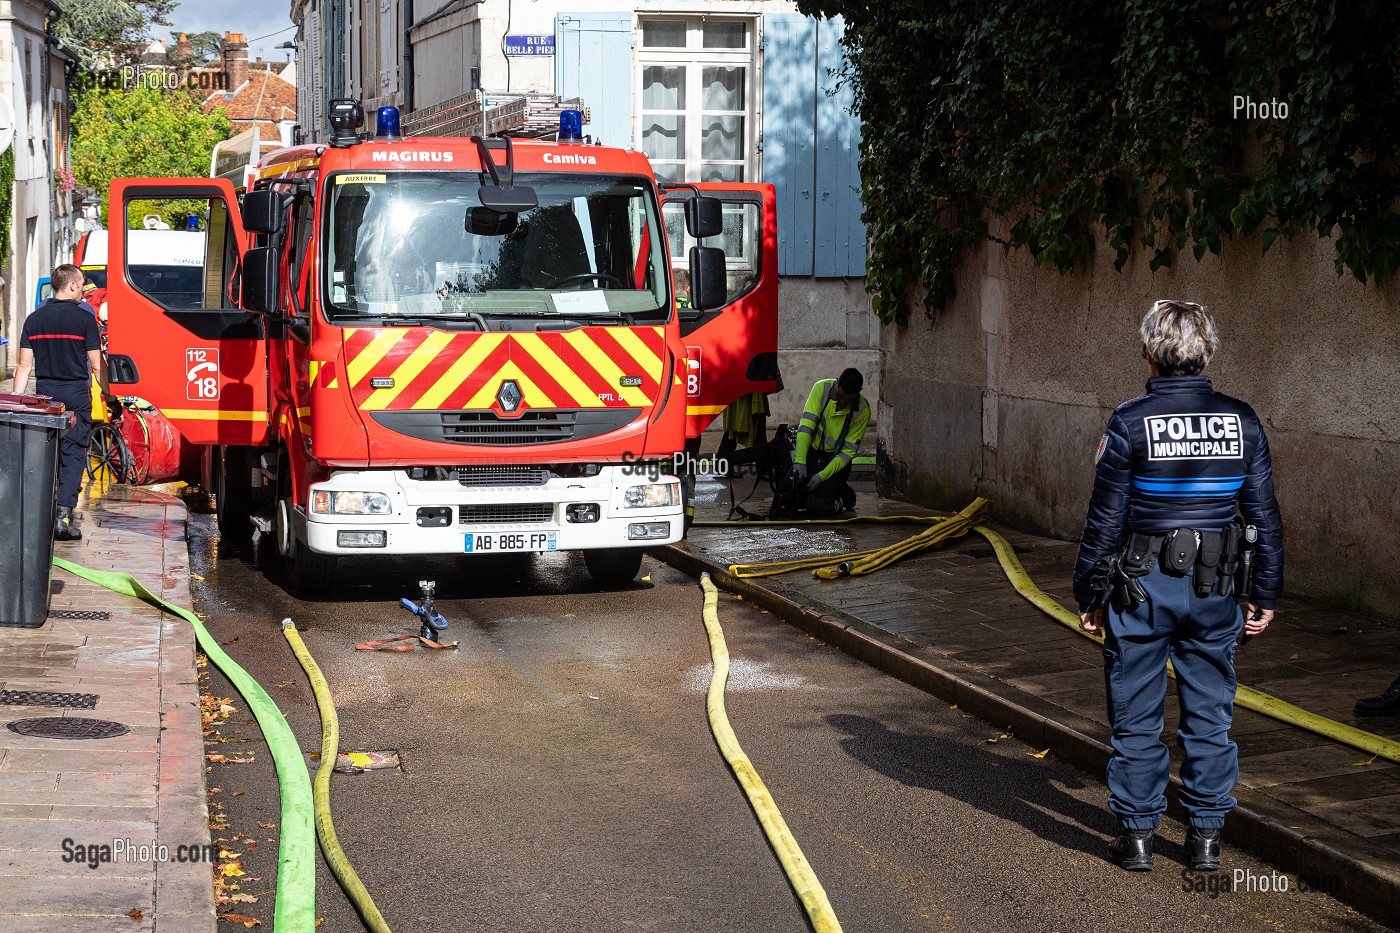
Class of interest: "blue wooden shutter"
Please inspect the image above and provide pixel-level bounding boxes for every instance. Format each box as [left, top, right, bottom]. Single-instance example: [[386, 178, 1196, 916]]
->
[[556, 13, 633, 149], [761, 14, 866, 277], [814, 17, 866, 277], [761, 14, 817, 276]]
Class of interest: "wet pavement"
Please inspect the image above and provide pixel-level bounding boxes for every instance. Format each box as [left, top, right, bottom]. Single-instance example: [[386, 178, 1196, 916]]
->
[[187, 504, 1388, 933], [0, 481, 212, 932], [660, 470, 1400, 927]]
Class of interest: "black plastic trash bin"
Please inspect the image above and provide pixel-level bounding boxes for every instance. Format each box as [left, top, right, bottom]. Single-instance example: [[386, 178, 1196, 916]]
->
[[0, 392, 69, 627]]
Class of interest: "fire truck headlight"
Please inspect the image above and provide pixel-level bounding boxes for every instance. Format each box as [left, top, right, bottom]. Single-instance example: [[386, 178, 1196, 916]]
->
[[623, 482, 679, 509], [312, 490, 392, 515]]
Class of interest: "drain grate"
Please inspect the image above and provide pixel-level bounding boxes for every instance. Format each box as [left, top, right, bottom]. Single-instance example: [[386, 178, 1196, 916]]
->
[[7, 717, 129, 740], [0, 691, 98, 709], [49, 610, 110, 621]]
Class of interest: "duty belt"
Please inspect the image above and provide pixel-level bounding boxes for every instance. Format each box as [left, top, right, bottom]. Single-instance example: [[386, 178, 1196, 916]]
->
[[1098, 524, 1255, 611]]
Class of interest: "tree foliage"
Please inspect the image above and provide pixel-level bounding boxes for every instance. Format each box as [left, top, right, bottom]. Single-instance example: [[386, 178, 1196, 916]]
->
[[168, 30, 223, 70], [54, 0, 178, 76], [71, 87, 231, 228], [798, 0, 1400, 324]]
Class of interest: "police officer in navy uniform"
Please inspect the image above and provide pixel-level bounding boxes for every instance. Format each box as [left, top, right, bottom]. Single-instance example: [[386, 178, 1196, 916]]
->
[[11, 264, 103, 541], [1072, 300, 1283, 873]]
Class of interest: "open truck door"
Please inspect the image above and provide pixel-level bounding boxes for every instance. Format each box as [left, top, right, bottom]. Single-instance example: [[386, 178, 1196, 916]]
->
[[105, 178, 269, 447], [662, 183, 779, 438]]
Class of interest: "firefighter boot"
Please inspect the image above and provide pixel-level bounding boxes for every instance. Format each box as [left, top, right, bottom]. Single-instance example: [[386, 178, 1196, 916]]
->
[[1354, 674, 1400, 717], [54, 506, 82, 542], [1185, 827, 1221, 871], [1108, 829, 1154, 871]]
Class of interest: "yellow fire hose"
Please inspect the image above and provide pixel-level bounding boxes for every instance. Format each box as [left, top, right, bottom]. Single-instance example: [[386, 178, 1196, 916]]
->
[[281, 620, 394, 933], [699, 574, 843, 933], [703, 504, 1400, 766]]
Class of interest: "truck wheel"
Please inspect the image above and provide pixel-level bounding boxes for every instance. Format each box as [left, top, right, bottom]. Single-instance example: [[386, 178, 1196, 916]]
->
[[288, 534, 338, 597], [583, 547, 644, 587], [214, 448, 253, 544]]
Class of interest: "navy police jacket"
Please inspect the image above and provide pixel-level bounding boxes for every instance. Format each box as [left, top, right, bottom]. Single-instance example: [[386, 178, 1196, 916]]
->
[[1072, 375, 1284, 611]]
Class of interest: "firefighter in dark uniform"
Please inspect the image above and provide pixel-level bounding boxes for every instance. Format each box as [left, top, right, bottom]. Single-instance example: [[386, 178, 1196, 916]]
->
[[11, 264, 103, 541], [1072, 300, 1283, 873], [790, 368, 870, 516]]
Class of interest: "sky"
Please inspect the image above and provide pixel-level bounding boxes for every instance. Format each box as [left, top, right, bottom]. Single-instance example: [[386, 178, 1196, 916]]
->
[[162, 0, 297, 66]]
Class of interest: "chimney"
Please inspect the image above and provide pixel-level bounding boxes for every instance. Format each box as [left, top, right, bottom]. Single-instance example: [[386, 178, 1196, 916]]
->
[[223, 32, 249, 90], [174, 32, 192, 60]]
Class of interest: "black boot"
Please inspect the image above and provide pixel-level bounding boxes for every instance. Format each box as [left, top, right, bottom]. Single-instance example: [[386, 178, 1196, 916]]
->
[[1354, 675, 1400, 717], [54, 506, 82, 542], [1185, 826, 1221, 871], [1108, 829, 1154, 871]]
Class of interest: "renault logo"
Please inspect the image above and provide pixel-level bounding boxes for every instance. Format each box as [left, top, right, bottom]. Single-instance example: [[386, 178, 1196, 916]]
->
[[496, 379, 523, 413]]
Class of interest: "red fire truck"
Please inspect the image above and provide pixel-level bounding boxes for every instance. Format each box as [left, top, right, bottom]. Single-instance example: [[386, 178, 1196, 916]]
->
[[103, 100, 777, 594]]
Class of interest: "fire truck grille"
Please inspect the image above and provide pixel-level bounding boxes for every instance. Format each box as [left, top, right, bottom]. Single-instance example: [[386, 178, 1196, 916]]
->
[[372, 409, 642, 446], [459, 503, 555, 525], [452, 467, 552, 487]]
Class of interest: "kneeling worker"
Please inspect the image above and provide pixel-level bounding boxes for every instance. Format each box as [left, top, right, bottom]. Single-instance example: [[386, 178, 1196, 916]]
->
[[790, 368, 869, 516]]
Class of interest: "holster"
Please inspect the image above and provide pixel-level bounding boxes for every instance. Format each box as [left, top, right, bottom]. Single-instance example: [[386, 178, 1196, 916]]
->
[[1113, 534, 1155, 612], [1235, 525, 1258, 600], [1194, 531, 1223, 597], [1215, 524, 1241, 597]]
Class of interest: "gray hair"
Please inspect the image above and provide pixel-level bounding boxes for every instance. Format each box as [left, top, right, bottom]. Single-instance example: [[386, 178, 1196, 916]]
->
[[1140, 300, 1219, 375]]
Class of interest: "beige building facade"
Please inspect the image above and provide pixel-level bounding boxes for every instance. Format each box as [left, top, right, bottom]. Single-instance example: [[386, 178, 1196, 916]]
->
[[0, 0, 73, 375]]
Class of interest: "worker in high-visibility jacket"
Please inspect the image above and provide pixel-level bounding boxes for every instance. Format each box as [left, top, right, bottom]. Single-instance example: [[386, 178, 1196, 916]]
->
[[789, 368, 870, 516]]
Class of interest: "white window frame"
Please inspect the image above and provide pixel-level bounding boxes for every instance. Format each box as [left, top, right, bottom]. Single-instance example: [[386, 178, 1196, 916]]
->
[[635, 15, 756, 184]]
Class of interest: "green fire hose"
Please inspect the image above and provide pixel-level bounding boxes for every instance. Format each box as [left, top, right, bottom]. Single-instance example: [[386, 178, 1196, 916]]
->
[[52, 557, 318, 931], [281, 619, 393, 932]]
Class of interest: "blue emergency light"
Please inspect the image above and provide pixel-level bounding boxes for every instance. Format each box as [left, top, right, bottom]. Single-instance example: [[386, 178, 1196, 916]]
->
[[185, 215, 199, 230], [376, 106, 402, 140], [559, 109, 582, 144]]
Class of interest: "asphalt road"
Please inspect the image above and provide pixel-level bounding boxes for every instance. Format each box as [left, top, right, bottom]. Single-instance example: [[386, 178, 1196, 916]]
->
[[188, 515, 1388, 933]]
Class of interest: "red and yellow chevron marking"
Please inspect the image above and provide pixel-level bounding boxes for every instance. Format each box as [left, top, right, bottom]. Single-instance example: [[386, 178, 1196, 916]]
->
[[334, 326, 668, 413]]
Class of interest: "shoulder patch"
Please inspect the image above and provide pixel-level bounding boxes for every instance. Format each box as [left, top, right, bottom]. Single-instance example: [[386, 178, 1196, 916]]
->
[[1095, 433, 1109, 464]]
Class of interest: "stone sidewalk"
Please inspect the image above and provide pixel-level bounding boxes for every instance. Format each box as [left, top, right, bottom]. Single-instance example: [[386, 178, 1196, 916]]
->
[[659, 476, 1400, 926], [0, 483, 213, 932]]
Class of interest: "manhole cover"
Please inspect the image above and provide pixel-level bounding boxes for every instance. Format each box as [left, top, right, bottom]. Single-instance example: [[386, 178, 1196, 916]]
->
[[7, 717, 129, 739], [0, 691, 98, 709], [49, 610, 110, 621]]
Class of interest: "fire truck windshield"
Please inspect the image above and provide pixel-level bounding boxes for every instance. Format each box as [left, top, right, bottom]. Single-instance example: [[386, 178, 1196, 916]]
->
[[325, 171, 671, 324]]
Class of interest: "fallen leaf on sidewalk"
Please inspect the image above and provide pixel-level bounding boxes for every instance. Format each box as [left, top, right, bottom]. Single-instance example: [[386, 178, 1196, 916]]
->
[[258, 823, 276, 829], [192, 573, 205, 581], [1352, 755, 1378, 767], [231, 790, 244, 797], [1288, 652, 1299, 661], [985, 732, 1011, 744], [1029, 749, 1050, 759], [126, 908, 144, 920], [227, 893, 258, 904], [219, 861, 245, 878], [275, 682, 294, 688], [217, 913, 260, 928]]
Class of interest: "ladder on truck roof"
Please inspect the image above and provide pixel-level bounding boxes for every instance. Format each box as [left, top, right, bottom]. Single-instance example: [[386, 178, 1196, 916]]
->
[[402, 91, 590, 139]]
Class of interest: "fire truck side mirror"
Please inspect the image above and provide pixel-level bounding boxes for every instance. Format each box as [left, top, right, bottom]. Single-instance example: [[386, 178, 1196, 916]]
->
[[242, 190, 285, 235], [242, 246, 281, 314], [685, 196, 723, 239], [687, 245, 727, 313]]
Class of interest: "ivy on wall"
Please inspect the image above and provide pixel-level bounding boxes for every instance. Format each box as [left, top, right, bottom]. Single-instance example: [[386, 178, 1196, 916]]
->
[[0, 148, 13, 270], [797, 0, 1400, 324]]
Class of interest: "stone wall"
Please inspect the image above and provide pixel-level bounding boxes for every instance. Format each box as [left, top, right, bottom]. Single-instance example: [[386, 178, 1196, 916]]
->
[[771, 276, 881, 432], [878, 227, 1400, 620]]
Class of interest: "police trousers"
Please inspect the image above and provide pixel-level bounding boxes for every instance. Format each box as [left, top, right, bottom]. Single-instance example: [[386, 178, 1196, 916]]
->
[[41, 380, 92, 511], [1103, 561, 1244, 831]]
